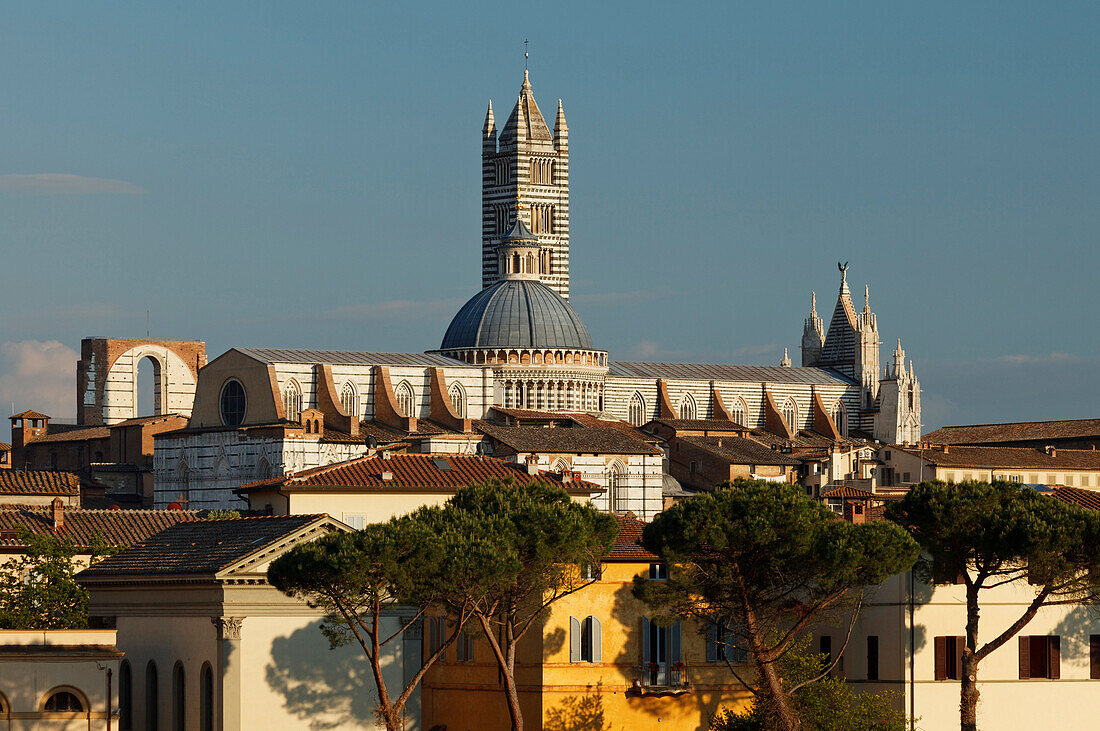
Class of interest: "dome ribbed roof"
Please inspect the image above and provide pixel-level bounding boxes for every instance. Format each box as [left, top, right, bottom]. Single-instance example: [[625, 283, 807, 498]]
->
[[440, 280, 595, 351]]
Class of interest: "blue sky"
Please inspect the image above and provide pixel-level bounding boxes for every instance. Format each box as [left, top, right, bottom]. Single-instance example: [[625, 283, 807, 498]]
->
[[0, 1, 1097, 432]]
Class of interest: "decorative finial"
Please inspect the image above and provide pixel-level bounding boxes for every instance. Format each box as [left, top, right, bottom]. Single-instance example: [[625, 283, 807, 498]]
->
[[780, 348, 792, 368], [864, 285, 870, 309], [525, 38, 529, 70], [838, 261, 849, 283], [811, 291, 817, 314]]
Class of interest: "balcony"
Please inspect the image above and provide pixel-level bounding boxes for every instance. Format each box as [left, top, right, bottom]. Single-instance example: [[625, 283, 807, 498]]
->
[[629, 664, 692, 696]]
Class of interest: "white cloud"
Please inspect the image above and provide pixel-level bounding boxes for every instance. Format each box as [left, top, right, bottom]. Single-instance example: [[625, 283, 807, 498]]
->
[[0, 341, 78, 428], [0, 174, 146, 195]]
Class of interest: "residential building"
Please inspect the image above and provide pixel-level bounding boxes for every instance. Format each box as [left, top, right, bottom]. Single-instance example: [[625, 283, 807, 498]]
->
[[236, 452, 601, 524], [0, 630, 122, 727], [923, 418, 1100, 451], [878, 444, 1100, 490], [420, 514, 752, 730]]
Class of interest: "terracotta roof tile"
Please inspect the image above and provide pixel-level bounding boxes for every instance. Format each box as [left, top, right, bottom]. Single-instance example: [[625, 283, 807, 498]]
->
[[606, 513, 658, 562], [1050, 486, 1100, 512], [26, 426, 111, 444], [648, 418, 747, 432], [475, 423, 661, 456], [822, 485, 874, 498], [77, 515, 327, 578], [0, 505, 200, 548], [11, 410, 49, 420], [679, 436, 802, 466], [238, 453, 601, 494], [899, 445, 1100, 471], [0, 471, 81, 495], [923, 419, 1100, 446]]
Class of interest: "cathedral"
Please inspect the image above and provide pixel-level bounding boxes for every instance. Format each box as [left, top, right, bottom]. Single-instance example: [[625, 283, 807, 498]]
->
[[148, 69, 922, 509]]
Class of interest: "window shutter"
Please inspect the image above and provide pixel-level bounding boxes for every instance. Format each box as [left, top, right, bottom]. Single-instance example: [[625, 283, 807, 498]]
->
[[706, 621, 717, 663], [955, 637, 964, 681], [570, 617, 581, 663], [1049, 636, 1060, 680], [1019, 636, 1030, 679], [642, 617, 651, 664], [1090, 635, 1100, 680], [934, 636, 947, 681], [724, 621, 739, 663], [671, 622, 682, 663], [591, 617, 602, 663]]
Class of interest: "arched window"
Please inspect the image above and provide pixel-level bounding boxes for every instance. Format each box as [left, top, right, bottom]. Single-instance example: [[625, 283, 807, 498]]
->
[[147, 661, 159, 731], [783, 399, 798, 432], [283, 379, 302, 422], [255, 458, 271, 480], [340, 382, 358, 418], [219, 380, 246, 427], [172, 663, 185, 731], [120, 661, 133, 730], [628, 393, 646, 427], [731, 397, 747, 426], [679, 393, 697, 420], [832, 401, 847, 436], [175, 460, 190, 503], [607, 461, 627, 514], [200, 663, 213, 731], [395, 381, 414, 418], [449, 383, 466, 417], [43, 690, 84, 712]]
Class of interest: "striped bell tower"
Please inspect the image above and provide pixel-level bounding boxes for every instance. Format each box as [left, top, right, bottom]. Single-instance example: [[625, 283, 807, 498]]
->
[[482, 69, 571, 298]]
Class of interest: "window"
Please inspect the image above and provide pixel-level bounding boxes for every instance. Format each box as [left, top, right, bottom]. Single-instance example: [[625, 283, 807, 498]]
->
[[934, 636, 964, 680], [649, 563, 668, 580], [395, 381, 414, 418], [902, 472, 911, 483], [608, 462, 627, 514], [1090, 635, 1100, 680], [884, 450, 892, 460], [343, 513, 366, 530], [641, 618, 682, 686], [44, 690, 84, 712], [1030, 474, 1039, 484], [340, 382, 358, 417], [706, 619, 748, 663], [582, 563, 602, 580], [283, 379, 302, 421], [428, 616, 447, 657], [679, 393, 697, 420], [570, 615, 602, 663], [172, 663, 185, 731], [819, 635, 838, 675], [832, 401, 847, 436], [529, 204, 554, 234], [931, 555, 967, 585], [494, 159, 509, 185], [1046, 474, 1057, 485], [200, 664, 213, 731], [628, 392, 646, 426], [867, 636, 879, 680], [731, 398, 746, 426], [783, 399, 797, 431], [1009, 474, 1022, 483], [146, 661, 159, 730], [219, 380, 246, 426], [449, 383, 466, 417], [456, 630, 475, 663], [1019, 636, 1060, 679], [1065, 474, 1075, 486], [120, 661, 133, 730]]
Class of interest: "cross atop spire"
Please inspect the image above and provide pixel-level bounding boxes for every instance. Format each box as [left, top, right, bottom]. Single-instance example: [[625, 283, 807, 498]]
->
[[524, 38, 529, 70]]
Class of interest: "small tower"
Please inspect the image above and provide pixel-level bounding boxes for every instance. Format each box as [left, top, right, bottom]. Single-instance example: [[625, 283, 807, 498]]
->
[[873, 339, 922, 444], [856, 285, 881, 409], [482, 68, 570, 298], [801, 292, 825, 366]]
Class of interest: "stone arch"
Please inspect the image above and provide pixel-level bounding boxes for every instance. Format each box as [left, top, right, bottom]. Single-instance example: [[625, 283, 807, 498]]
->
[[79, 338, 206, 425], [449, 382, 467, 418], [283, 379, 303, 422], [340, 381, 358, 418], [731, 396, 748, 426], [832, 399, 847, 436]]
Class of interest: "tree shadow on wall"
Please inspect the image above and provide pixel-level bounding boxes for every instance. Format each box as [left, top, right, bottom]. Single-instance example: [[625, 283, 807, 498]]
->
[[544, 683, 610, 731], [1053, 604, 1100, 662], [265, 619, 379, 730]]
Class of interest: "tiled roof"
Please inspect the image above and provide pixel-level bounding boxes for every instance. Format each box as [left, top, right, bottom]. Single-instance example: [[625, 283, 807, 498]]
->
[[25, 426, 110, 444], [606, 513, 658, 562], [234, 348, 467, 368], [899, 445, 1100, 471], [238, 453, 601, 494], [476, 422, 661, 456], [678, 436, 802, 466], [0, 506, 200, 548], [648, 418, 746, 432], [491, 409, 657, 442], [11, 410, 49, 420], [1050, 486, 1100, 512], [822, 485, 874, 498], [77, 515, 325, 578], [923, 419, 1100, 445], [0, 442, 10, 451], [608, 362, 855, 386], [748, 429, 871, 451], [111, 414, 184, 428], [0, 471, 81, 495]]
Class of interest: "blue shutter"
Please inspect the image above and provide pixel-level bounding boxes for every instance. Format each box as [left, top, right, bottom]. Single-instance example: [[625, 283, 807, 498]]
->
[[671, 622, 682, 663], [706, 620, 717, 663], [570, 617, 581, 663], [642, 617, 651, 663], [724, 621, 738, 663], [591, 616, 603, 663]]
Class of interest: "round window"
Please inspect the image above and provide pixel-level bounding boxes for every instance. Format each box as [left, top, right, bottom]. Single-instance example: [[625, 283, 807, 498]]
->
[[219, 380, 247, 426]]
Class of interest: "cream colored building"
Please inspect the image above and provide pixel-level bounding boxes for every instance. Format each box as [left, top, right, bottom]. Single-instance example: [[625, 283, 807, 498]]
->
[[878, 443, 1100, 492], [78, 514, 420, 731], [0, 630, 121, 730]]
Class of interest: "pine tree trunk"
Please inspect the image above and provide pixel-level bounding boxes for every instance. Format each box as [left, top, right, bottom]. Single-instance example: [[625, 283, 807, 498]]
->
[[960, 588, 981, 731], [743, 607, 800, 731], [502, 631, 524, 731]]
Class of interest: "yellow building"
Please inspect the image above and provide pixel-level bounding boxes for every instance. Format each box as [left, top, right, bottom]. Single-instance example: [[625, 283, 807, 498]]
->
[[421, 514, 752, 731]]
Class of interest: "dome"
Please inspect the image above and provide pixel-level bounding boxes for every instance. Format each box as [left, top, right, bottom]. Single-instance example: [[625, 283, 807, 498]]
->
[[440, 279, 596, 351]]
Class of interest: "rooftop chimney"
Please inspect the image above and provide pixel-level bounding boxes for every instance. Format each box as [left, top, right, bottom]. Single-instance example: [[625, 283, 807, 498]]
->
[[51, 497, 64, 530], [381, 471, 393, 481], [525, 455, 539, 475], [1045, 445, 1056, 457]]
